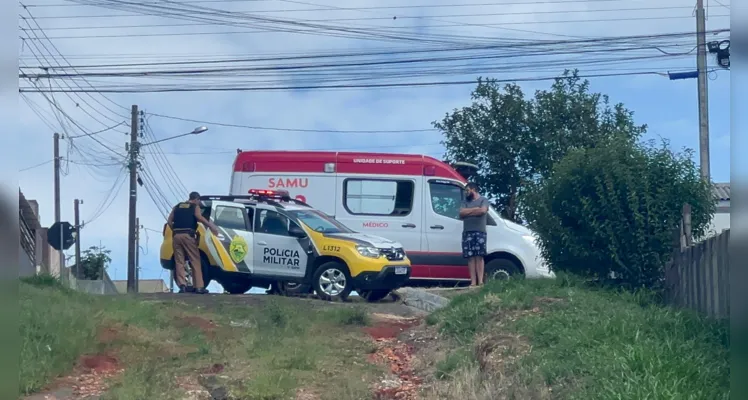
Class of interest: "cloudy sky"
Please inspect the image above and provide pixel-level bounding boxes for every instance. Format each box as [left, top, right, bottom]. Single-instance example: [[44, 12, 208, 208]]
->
[[15, 0, 732, 292]]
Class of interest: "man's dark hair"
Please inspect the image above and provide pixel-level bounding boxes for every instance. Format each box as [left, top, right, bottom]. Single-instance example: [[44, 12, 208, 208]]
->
[[466, 182, 479, 192], [189, 191, 201, 200]]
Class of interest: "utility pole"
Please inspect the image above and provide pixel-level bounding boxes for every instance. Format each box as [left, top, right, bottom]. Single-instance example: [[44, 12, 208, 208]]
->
[[74, 199, 82, 280], [53, 133, 66, 285], [127, 105, 139, 294], [135, 217, 140, 293], [695, 0, 710, 181]]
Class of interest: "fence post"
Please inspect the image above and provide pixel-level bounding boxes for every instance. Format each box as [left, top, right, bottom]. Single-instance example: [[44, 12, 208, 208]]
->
[[681, 204, 693, 250]]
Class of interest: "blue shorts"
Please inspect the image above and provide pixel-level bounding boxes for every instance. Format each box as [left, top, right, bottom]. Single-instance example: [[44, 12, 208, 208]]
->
[[462, 231, 487, 258]]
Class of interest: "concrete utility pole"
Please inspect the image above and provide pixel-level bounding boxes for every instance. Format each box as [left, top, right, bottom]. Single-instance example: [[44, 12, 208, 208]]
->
[[53, 132, 66, 285], [135, 217, 140, 293], [127, 105, 139, 293], [695, 0, 710, 181], [74, 199, 82, 279]]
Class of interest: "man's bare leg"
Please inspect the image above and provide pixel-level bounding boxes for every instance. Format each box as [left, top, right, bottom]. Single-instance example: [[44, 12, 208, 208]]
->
[[468, 257, 477, 286], [476, 257, 485, 285]]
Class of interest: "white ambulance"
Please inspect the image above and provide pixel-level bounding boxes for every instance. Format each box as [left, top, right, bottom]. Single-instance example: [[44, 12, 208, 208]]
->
[[229, 151, 554, 283]]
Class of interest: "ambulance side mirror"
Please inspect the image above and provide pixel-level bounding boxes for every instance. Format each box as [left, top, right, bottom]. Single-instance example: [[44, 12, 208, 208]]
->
[[289, 225, 307, 238]]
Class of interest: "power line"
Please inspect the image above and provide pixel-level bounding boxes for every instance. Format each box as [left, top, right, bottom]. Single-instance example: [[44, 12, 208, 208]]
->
[[20, 0, 672, 9], [22, 15, 730, 40], [21, 5, 701, 27], [19, 159, 53, 172], [146, 112, 437, 133], [19, 69, 728, 93]]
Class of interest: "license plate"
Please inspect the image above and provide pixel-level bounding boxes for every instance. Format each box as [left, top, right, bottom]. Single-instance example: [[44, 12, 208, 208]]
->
[[395, 267, 408, 275]]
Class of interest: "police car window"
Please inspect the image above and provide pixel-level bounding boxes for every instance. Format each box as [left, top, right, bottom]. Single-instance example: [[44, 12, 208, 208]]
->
[[289, 210, 353, 233], [255, 209, 294, 236], [213, 206, 247, 231], [344, 179, 414, 216]]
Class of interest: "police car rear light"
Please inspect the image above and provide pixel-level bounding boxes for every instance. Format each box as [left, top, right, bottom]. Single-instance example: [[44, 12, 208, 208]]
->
[[248, 188, 290, 198]]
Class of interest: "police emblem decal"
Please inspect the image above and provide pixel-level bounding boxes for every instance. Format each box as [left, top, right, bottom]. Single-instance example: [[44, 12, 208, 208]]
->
[[229, 235, 248, 263]]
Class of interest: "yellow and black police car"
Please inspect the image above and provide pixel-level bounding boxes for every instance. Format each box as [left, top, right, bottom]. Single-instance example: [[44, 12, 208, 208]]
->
[[160, 189, 412, 301]]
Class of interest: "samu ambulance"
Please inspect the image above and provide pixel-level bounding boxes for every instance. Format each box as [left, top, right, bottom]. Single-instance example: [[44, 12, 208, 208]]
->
[[229, 151, 554, 283]]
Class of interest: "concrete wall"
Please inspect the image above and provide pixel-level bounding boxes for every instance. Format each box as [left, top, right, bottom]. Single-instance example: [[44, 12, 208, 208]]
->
[[70, 271, 119, 295]]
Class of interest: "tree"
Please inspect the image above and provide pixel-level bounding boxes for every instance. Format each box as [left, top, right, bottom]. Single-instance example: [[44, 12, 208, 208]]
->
[[72, 245, 112, 280], [523, 138, 715, 289], [433, 70, 647, 221]]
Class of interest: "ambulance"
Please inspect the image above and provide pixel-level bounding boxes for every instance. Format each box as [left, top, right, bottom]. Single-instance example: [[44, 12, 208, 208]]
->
[[229, 151, 554, 283]]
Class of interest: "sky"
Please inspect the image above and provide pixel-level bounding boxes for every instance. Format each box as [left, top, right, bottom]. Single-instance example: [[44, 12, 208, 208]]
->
[[13, 0, 733, 292]]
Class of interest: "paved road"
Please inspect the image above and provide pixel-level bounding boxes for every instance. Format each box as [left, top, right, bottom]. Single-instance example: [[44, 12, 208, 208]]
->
[[136, 292, 427, 318]]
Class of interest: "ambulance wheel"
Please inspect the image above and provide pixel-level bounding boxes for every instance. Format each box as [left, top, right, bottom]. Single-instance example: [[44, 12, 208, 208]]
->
[[312, 262, 352, 302], [359, 290, 391, 303], [277, 281, 312, 297], [485, 258, 520, 281]]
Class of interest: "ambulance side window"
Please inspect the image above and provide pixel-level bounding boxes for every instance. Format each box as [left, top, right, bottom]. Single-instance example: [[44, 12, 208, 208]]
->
[[343, 179, 415, 216], [255, 209, 298, 237], [213, 206, 248, 231]]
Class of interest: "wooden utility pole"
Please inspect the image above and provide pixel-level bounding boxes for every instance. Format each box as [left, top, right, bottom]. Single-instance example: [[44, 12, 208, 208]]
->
[[53, 133, 66, 285], [695, 0, 710, 181], [74, 199, 82, 279], [127, 105, 139, 293]]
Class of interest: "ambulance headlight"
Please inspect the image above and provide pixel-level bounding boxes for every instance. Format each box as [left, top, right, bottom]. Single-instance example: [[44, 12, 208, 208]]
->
[[356, 245, 381, 258]]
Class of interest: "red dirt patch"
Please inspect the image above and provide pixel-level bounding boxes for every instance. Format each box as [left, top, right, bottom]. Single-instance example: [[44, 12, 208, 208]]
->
[[364, 319, 420, 340], [176, 315, 217, 338], [79, 354, 119, 374], [364, 315, 422, 400]]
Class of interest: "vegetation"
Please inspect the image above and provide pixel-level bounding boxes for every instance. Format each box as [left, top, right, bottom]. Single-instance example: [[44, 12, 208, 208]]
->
[[20, 276, 380, 399], [433, 70, 646, 220], [523, 138, 715, 288], [70, 245, 112, 280], [425, 275, 730, 400]]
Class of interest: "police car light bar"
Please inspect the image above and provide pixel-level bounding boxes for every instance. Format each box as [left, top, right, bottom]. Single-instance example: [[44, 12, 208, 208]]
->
[[248, 188, 290, 198]]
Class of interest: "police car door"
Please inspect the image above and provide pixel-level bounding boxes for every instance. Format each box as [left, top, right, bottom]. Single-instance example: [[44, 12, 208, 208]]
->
[[206, 201, 255, 274], [252, 206, 308, 278]]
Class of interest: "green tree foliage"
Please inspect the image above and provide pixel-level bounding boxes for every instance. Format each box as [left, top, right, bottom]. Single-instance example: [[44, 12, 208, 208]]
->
[[433, 70, 647, 221], [72, 245, 112, 280], [523, 138, 715, 288]]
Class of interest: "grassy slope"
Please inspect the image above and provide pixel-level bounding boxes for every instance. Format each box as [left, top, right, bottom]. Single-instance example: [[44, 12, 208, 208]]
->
[[20, 276, 380, 399], [426, 275, 730, 400]]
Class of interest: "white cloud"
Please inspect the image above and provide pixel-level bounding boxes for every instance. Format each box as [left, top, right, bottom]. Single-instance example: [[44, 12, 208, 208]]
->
[[17, 0, 732, 289]]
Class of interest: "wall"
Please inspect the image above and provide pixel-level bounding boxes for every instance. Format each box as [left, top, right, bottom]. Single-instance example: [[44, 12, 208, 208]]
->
[[705, 212, 730, 238]]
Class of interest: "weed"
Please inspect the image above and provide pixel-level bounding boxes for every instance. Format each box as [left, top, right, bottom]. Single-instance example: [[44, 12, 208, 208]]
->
[[326, 306, 370, 326]]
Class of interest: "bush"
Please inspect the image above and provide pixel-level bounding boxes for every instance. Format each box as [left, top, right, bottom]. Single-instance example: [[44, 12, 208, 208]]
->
[[524, 138, 714, 289]]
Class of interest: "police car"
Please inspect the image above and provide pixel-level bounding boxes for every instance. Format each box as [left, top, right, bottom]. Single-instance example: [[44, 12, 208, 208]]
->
[[159, 189, 412, 302]]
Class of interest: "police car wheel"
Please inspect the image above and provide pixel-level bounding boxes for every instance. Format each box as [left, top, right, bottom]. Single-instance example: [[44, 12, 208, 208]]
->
[[222, 280, 252, 295], [359, 290, 391, 303], [312, 262, 352, 301], [277, 281, 312, 297], [485, 258, 521, 281]]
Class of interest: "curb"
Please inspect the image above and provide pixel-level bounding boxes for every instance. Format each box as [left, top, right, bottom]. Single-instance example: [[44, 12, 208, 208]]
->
[[393, 287, 451, 313]]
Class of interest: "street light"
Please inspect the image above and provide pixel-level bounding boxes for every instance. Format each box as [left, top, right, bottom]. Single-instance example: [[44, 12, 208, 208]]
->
[[140, 126, 209, 147]]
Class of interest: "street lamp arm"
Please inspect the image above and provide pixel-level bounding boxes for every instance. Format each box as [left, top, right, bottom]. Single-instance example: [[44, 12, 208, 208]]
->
[[140, 126, 208, 147]]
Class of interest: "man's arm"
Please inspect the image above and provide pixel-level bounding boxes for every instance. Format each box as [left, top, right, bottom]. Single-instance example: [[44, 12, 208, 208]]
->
[[166, 208, 175, 229], [194, 207, 219, 234]]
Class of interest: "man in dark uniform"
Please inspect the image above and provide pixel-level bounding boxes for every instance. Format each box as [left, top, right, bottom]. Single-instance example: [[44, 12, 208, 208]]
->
[[459, 183, 490, 287], [167, 192, 219, 294]]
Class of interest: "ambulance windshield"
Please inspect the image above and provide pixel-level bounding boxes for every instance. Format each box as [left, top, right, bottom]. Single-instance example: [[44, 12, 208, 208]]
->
[[289, 210, 354, 234]]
